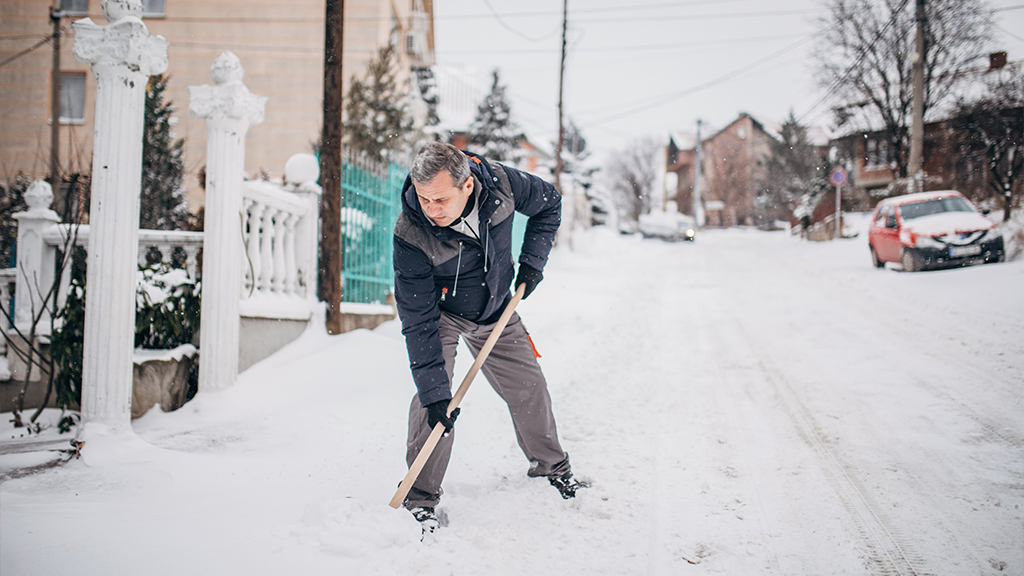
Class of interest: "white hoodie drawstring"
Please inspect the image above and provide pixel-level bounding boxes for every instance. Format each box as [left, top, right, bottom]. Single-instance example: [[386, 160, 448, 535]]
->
[[453, 240, 462, 297], [484, 219, 491, 273]]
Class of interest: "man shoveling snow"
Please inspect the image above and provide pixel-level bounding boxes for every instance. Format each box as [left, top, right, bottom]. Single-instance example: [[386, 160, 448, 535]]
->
[[392, 142, 586, 532]]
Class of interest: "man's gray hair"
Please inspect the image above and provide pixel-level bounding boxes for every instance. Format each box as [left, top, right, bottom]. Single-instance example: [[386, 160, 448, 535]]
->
[[410, 142, 471, 187]]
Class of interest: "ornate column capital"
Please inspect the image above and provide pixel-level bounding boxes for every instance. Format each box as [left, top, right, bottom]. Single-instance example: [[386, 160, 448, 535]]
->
[[71, 0, 168, 76], [188, 52, 267, 128]]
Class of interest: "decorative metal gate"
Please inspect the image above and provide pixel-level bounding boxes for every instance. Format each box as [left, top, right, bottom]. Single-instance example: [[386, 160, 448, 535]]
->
[[341, 155, 406, 305]]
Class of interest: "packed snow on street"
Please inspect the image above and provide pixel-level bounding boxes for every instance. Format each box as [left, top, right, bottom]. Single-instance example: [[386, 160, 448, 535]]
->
[[2, 216, 1022, 576]]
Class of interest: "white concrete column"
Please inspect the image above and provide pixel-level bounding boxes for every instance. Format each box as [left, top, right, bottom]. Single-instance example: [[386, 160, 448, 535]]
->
[[12, 181, 62, 335], [189, 52, 266, 392], [72, 0, 168, 432]]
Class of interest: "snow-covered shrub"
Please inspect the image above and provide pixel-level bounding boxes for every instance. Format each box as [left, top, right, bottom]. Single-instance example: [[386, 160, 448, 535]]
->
[[135, 263, 201, 350], [49, 263, 201, 431]]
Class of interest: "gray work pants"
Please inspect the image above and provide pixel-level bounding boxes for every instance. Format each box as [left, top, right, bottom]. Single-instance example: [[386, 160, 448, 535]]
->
[[404, 311, 570, 509]]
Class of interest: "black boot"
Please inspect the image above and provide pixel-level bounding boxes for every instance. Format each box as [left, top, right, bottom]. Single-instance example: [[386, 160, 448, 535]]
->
[[409, 506, 441, 533], [548, 472, 590, 499]]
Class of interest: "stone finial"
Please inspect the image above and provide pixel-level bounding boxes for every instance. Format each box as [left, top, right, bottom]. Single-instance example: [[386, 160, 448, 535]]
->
[[24, 180, 54, 211], [13, 180, 60, 223], [188, 52, 266, 126], [102, 0, 144, 23], [210, 51, 244, 85]]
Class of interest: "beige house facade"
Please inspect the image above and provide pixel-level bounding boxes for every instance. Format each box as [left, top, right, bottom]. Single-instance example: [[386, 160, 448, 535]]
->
[[1, 0, 434, 209]]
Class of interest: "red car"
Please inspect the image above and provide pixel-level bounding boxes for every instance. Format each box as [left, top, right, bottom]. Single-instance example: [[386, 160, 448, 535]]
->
[[867, 190, 1004, 272]]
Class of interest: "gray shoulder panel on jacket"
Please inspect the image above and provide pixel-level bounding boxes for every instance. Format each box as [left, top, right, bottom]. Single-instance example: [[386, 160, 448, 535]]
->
[[394, 212, 460, 266]]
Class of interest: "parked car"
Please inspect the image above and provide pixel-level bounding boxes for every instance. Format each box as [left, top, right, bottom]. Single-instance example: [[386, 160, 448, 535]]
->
[[638, 211, 696, 242], [867, 190, 1004, 272]]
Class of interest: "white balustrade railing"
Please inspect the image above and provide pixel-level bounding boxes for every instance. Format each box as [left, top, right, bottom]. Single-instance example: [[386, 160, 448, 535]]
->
[[0, 174, 320, 340], [239, 179, 320, 320]]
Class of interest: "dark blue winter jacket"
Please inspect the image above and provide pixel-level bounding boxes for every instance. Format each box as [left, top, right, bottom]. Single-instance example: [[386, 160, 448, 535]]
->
[[393, 152, 561, 406]]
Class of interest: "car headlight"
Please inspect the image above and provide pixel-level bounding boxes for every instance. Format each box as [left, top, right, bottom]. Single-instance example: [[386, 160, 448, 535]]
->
[[914, 235, 943, 249], [685, 229, 695, 238]]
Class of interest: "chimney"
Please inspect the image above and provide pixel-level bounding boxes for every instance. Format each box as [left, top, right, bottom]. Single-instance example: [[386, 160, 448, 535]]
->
[[989, 51, 1007, 70]]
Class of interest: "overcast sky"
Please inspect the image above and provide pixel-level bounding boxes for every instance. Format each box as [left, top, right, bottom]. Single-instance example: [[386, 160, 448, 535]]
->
[[432, 0, 1024, 160]]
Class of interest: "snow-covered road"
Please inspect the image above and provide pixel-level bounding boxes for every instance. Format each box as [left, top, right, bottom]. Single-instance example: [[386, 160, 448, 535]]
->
[[2, 224, 1022, 575]]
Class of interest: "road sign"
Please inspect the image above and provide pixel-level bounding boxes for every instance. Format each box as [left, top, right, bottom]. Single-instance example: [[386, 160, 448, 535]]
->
[[829, 168, 848, 187]]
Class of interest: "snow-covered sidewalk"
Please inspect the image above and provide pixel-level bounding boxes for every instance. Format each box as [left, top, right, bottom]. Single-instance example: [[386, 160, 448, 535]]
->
[[2, 224, 1022, 575]]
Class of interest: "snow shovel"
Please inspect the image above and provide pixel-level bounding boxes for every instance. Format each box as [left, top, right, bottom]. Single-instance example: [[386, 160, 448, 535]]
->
[[388, 283, 527, 509]]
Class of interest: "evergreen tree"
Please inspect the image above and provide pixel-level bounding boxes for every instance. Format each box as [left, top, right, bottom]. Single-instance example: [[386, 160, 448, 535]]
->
[[140, 74, 186, 231], [469, 69, 522, 163], [759, 110, 829, 224], [344, 44, 413, 161], [413, 67, 440, 129]]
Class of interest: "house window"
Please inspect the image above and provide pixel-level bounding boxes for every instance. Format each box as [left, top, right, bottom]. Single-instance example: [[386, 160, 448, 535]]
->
[[143, 0, 166, 17], [61, 0, 89, 15], [59, 72, 86, 124], [864, 136, 892, 167]]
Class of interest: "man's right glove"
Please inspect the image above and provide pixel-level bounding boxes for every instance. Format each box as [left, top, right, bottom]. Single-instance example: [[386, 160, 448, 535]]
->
[[515, 263, 543, 299], [426, 400, 459, 436]]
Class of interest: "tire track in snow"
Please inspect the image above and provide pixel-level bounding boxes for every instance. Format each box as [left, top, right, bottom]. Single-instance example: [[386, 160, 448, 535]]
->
[[706, 333, 784, 574], [726, 320, 934, 576]]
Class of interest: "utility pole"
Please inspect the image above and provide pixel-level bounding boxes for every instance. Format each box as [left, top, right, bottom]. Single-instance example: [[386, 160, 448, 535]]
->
[[554, 0, 567, 196], [692, 119, 701, 226], [320, 0, 345, 334], [49, 6, 63, 185], [907, 0, 925, 193]]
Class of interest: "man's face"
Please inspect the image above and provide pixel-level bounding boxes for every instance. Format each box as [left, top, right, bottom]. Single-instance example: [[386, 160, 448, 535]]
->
[[415, 170, 474, 226]]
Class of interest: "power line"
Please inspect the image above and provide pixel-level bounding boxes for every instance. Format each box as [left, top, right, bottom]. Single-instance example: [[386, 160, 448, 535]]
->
[[574, 8, 818, 24], [480, 0, 559, 43], [996, 24, 1024, 43], [584, 33, 817, 126], [437, 32, 805, 55], [0, 36, 52, 69]]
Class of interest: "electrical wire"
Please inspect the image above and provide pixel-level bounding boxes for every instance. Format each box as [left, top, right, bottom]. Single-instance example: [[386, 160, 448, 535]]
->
[[480, 0, 560, 43], [0, 36, 52, 69], [584, 33, 817, 126], [996, 24, 1024, 43]]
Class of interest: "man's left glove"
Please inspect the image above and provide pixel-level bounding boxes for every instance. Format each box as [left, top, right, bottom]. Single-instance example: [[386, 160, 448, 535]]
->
[[515, 264, 543, 299], [426, 400, 459, 436]]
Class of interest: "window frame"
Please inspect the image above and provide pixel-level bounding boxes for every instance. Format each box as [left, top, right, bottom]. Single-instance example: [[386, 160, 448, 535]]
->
[[58, 71, 87, 125]]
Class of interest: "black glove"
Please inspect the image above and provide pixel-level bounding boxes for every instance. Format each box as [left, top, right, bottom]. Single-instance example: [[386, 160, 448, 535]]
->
[[515, 264, 543, 299], [426, 400, 459, 435]]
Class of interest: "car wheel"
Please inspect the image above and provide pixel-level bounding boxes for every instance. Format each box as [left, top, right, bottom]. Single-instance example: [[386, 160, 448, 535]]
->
[[869, 245, 884, 268], [901, 249, 920, 272]]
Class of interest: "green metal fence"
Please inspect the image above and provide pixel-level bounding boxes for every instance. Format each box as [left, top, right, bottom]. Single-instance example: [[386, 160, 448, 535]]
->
[[341, 155, 406, 305]]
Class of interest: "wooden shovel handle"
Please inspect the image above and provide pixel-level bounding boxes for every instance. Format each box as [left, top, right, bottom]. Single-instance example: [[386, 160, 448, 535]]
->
[[388, 283, 527, 509]]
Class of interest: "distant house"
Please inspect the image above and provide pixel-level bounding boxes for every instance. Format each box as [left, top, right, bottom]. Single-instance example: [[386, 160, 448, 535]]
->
[[830, 113, 1023, 211], [667, 113, 792, 227]]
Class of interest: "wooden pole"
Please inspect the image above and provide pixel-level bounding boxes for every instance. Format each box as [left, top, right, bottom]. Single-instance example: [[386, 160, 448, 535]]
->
[[49, 6, 62, 185], [553, 0, 567, 195], [320, 0, 345, 334]]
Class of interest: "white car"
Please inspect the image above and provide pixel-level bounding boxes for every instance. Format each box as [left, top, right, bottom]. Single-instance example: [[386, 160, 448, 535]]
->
[[638, 211, 696, 242]]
